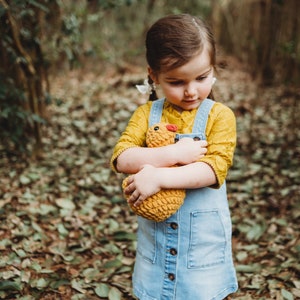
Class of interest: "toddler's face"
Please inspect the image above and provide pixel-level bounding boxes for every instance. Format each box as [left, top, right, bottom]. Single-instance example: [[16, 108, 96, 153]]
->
[[152, 50, 214, 111]]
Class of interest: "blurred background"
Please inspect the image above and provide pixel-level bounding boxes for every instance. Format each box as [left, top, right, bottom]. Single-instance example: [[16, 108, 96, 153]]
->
[[0, 1, 299, 299], [0, 0, 299, 150]]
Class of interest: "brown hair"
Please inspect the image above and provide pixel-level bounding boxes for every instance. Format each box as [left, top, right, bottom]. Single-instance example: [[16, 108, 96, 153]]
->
[[146, 14, 216, 100]]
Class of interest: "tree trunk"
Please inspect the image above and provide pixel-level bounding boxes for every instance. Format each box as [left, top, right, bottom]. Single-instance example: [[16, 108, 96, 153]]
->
[[211, 0, 300, 86], [0, 0, 52, 154]]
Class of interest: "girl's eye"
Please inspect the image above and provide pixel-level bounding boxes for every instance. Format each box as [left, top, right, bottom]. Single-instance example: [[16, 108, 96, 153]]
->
[[197, 76, 207, 81], [168, 81, 183, 86]]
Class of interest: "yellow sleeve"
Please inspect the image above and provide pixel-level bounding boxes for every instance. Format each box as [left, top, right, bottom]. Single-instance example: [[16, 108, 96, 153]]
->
[[110, 102, 152, 172], [200, 103, 237, 188]]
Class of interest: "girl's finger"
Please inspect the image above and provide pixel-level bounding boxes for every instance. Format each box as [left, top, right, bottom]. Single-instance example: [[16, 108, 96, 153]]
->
[[126, 175, 134, 185], [134, 195, 144, 207], [128, 190, 139, 203], [125, 179, 135, 194]]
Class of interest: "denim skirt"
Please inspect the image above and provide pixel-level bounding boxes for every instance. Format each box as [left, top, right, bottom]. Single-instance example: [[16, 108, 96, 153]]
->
[[133, 184, 238, 300]]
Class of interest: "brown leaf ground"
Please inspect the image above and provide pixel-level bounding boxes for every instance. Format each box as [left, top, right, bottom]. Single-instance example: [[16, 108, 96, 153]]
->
[[0, 56, 299, 299]]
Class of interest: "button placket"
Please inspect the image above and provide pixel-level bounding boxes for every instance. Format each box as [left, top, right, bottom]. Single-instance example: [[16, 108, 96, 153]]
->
[[161, 219, 179, 299]]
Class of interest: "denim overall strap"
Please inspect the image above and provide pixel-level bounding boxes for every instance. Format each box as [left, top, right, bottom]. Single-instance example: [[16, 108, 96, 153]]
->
[[174, 99, 215, 142], [148, 98, 165, 127], [192, 98, 215, 134]]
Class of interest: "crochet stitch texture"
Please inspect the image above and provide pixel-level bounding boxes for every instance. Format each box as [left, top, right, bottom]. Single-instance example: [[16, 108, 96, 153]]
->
[[122, 123, 186, 222]]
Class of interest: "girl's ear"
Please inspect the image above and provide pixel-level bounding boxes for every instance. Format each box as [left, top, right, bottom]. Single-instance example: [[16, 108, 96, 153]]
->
[[148, 67, 159, 84]]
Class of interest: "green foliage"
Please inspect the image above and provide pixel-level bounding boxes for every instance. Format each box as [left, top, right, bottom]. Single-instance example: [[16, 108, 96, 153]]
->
[[55, 0, 147, 66], [96, 0, 138, 10], [0, 76, 29, 150], [60, 14, 82, 65], [52, 0, 213, 69], [164, 0, 211, 17]]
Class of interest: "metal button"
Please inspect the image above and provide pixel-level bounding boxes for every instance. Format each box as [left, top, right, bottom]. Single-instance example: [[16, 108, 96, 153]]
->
[[170, 248, 177, 256], [193, 136, 201, 141], [170, 222, 178, 230], [168, 273, 175, 281]]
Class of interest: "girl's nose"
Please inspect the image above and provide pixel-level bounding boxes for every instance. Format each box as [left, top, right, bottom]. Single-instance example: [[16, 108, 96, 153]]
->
[[184, 83, 197, 97]]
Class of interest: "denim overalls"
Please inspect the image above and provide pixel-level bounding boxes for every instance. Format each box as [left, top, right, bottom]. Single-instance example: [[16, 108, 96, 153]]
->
[[133, 99, 238, 300]]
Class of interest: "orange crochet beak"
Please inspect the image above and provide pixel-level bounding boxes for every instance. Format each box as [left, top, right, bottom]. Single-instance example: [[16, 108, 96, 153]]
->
[[166, 124, 178, 132]]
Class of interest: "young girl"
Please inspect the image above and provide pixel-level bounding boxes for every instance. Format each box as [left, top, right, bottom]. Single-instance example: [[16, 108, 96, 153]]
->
[[111, 14, 238, 300]]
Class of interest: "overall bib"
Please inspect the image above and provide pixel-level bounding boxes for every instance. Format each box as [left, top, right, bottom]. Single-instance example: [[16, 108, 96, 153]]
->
[[133, 99, 238, 300]]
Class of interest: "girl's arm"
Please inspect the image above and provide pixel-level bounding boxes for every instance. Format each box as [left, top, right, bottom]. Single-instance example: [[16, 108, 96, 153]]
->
[[125, 162, 216, 206], [116, 137, 208, 174], [111, 103, 208, 173]]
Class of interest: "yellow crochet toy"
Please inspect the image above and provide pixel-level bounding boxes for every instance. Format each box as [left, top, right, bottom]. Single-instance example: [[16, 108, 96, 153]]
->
[[122, 122, 186, 222]]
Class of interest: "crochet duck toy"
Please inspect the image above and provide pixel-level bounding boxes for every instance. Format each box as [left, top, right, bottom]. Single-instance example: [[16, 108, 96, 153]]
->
[[122, 122, 186, 222]]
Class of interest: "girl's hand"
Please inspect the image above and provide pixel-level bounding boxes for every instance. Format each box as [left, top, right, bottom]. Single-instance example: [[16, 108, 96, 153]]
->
[[124, 164, 161, 207], [173, 138, 207, 165]]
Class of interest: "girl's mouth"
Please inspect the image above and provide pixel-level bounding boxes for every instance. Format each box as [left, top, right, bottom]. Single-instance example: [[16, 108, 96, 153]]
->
[[183, 99, 198, 104]]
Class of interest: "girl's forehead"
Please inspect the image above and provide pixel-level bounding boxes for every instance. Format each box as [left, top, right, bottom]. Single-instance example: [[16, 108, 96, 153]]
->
[[162, 50, 212, 79]]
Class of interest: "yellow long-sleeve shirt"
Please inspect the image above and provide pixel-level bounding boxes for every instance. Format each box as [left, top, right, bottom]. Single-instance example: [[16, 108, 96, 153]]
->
[[111, 100, 236, 188]]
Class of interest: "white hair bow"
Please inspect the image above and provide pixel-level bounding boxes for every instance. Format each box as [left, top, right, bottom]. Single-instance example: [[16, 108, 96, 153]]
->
[[136, 79, 153, 95]]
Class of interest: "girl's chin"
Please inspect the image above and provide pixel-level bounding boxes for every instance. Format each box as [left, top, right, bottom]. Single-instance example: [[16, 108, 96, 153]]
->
[[167, 99, 202, 112]]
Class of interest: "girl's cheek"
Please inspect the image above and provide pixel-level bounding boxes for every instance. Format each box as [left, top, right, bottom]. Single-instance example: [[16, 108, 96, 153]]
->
[[170, 92, 183, 102], [200, 83, 213, 97], [163, 88, 181, 99]]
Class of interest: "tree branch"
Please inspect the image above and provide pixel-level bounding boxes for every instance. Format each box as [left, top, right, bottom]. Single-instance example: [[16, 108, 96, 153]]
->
[[0, 0, 36, 76]]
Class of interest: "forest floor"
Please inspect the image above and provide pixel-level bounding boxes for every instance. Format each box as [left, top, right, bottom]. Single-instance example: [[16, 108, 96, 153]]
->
[[0, 56, 299, 300]]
